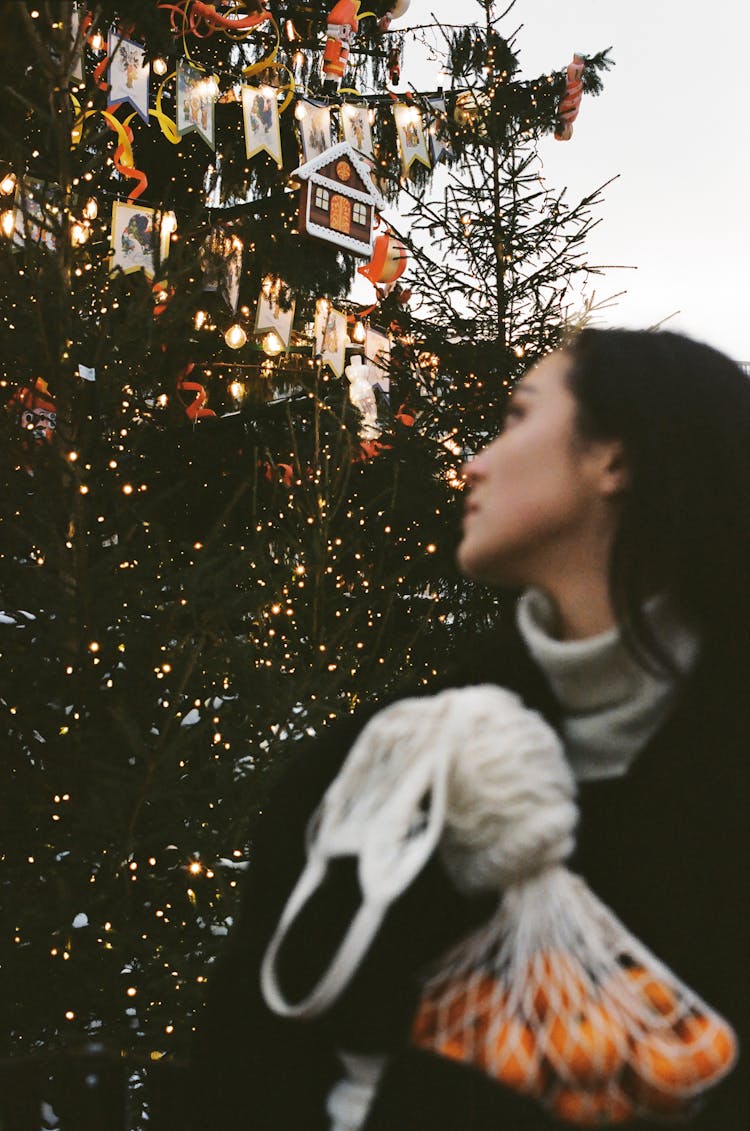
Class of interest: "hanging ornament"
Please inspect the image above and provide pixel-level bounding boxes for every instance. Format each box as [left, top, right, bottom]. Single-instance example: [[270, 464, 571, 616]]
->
[[378, 0, 411, 33], [555, 54, 585, 140], [364, 327, 391, 395], [387, 37, 403, 85], [107, 29, 150, 122], [8, 378, 56, 443], [393, 102, 430, 173], [426, 94, 454, 165], [254, 277, 295, 349], [200, 229, 243, 314], [453, 90, 491, 137], [292, 141, 386, 258], [242, 84, 283, 167], [314, 299, 348, 378], [110, 201, 171, 280], [176, 59, 218, 149], [345, 354, 380, 441], [341, 102, 375, 160], [295, 99, 333, 162], [323, 0, 361, 90], [358, 228, 407, 289]]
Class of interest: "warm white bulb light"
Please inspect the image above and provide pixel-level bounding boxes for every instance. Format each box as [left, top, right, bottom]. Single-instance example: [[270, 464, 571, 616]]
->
[[262, 331, 284, 356], [225, 324, 247, 349]]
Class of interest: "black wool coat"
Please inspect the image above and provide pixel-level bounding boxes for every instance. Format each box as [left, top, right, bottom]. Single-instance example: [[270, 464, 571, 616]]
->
[[190, 619, 749, 1130]]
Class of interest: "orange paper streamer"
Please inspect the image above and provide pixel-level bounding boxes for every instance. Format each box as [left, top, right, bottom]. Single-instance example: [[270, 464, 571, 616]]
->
[[158, 1, 272, 37]]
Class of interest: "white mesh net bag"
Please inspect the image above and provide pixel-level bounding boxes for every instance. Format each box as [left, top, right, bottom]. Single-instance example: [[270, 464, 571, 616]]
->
[[410, 690, 738, 1126], [260, 685, 737, 1125]]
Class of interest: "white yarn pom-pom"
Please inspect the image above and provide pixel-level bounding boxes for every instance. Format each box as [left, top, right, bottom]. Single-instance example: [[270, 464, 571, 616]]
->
[[433, 686, 578, 893]]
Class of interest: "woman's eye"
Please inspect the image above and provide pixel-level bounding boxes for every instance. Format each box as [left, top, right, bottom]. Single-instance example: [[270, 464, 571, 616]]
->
[[503, 405, 524, 428]]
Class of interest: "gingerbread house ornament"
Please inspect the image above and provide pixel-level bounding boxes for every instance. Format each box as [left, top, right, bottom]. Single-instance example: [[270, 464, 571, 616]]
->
[[291, 141, 386, 258]]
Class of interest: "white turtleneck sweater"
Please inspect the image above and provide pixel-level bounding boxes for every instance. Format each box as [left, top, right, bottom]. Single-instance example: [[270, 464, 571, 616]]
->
[[515, 588, 701, 782]]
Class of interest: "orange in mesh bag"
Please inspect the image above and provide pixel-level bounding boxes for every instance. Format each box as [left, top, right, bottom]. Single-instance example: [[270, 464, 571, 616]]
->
[[411, 870, 737, 1122], [406, 689, 738, 1125]]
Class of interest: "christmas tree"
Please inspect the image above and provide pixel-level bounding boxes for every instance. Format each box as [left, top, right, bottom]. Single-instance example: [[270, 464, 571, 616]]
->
[[0, 0, 611, 1067]]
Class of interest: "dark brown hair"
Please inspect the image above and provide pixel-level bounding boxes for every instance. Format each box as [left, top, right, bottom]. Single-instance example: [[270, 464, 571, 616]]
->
[[565, 328, 750, 673]]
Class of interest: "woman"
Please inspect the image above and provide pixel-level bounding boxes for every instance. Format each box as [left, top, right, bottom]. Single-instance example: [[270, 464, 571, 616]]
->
[[191, 329, 749, 1129]]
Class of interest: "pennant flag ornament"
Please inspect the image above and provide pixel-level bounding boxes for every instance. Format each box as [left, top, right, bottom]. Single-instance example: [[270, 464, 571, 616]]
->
[[365, 327, 391, 394], [426, 95, 454, 166], [242, 84, 283, 166], [341, 102, 374, 160], [314, 300, 348, 378], [296, 98, 334, 162], [110, 200, 171, 280], [107, 29, 150, 123], [176, 59, 218, 148], [393, 102, 430, 174], [255, 277, 295, 349], [70, 5, 86, 83]]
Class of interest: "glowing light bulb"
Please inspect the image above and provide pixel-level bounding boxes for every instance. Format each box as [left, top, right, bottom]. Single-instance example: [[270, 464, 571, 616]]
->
[[229, 380, 245, 401], [152, 57, 168, 77], [70, 222, 88, 246], [194, 310, 207, 330], [262, 331, 284, 356], [0, 173, 16, 195], [225, 324, 247, 349], [351, 320, 366, 343], [1, 210, 15, 237], [160, 210, 177, 237], [90, 31, 105, 51]]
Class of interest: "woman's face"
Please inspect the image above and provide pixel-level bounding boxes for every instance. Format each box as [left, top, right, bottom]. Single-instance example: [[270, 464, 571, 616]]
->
[[458, 350, 623, 589]]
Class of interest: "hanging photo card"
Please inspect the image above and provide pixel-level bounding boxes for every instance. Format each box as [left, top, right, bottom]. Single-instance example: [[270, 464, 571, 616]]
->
[[341, 102, 374, 160], [297, 99, 333, 162], [110, 200, 170, 279], [314, 302, 347, 378], [222, 236, 243, 315], [107, 29, 149, 122], [70, 6, 84, 83], [365, 327, 391, 394], [201, 229, 244, 314], [177, 59, 217, 149], [10, 178, 59, 252], [393, 102, 430, 175], [254, 279, 295, 348], [426, 94, 454, 166], [242, 84, 283, 166]]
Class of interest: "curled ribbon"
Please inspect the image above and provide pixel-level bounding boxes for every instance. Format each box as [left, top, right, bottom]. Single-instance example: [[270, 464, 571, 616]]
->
[[158, 1, 272, 37], [555, 54, 585, 141], [70, 95, 148, 200], [152, 71, 182, 144]]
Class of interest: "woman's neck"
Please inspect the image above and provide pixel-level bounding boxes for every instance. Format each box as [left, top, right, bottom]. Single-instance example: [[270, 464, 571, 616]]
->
[[537, 576, 618, 641]]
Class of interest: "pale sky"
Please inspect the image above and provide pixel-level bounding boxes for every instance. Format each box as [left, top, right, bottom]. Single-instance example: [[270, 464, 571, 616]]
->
[[384, 0, 749, 362]]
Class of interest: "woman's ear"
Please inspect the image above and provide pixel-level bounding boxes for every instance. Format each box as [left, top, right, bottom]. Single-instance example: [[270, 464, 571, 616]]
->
[[599, 440, 630, 497]]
